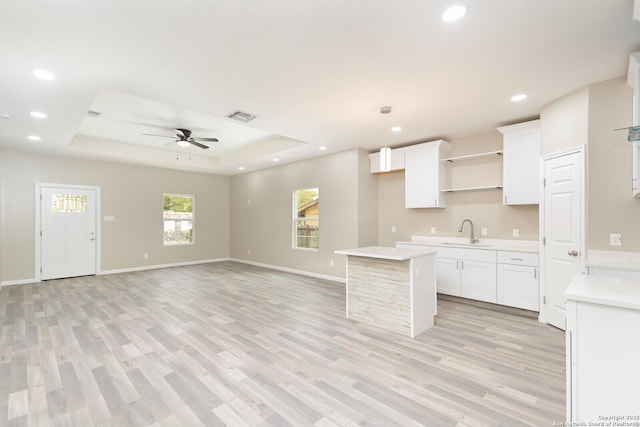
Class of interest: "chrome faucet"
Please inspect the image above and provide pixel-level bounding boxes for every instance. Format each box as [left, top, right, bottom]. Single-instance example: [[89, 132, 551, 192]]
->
[[458, 219, 479, 244]]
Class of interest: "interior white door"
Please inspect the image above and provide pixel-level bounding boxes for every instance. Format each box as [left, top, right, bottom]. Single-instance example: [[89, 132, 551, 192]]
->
[[41, 187, 97, 280], [542, 150, 583, 330]]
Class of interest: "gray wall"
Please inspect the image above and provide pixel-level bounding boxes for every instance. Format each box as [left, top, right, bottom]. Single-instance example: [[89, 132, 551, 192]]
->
[[540, 76, 640, 251], [376, 132, 540, 246], [229, 148, 377, 279], [0, 150, 230, 282]]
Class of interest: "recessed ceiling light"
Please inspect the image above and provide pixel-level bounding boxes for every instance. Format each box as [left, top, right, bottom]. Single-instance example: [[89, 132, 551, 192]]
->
[[0, 112, 10, 119], [30, 111, 47, 119], [33, 68, 56, 81], [510, 93, 528, 102], [319, 146, 327, 150], [442, 5, 467, 22], [28, 135, 41, 141], [273, 158, 280, 162], [238, 166, 245, 170], [391, 126, 402, 133]]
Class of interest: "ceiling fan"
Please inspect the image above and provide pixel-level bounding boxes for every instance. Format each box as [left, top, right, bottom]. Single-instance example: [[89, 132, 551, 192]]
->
[[143, 128, 218, 149]]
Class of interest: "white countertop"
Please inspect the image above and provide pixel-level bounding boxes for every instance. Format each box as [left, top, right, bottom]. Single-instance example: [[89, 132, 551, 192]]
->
[[396, 236, 539, 253], [566, 274, 640, 311], [335, 246, 436, 261]]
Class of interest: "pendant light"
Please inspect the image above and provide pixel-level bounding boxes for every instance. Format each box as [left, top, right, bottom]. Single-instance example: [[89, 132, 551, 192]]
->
[[380, 106, 392, 172]]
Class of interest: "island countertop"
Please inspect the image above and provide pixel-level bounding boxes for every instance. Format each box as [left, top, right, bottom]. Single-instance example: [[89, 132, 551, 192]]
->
[[335, 246, 436, 261]]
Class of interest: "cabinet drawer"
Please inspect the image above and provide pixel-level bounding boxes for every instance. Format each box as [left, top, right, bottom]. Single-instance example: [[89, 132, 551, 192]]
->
[[497, 251, 538, 266], [435, 247, 496, 263]]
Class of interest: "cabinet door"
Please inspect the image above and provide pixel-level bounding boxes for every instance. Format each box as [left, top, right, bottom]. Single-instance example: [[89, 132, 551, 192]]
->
[[460, 260, 496, 303], [435, 258, 460, 296], [497, 264, 539, 311], [405, 143, 445, 208], [500, 120, 540, 205]]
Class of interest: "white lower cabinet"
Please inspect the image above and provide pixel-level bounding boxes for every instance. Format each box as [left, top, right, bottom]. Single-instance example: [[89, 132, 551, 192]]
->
[[566, 275, 640, 423], [460, 260, 497, 303], [434, 247, 497, 304], [435, 258, 461, 296], [397, 243, 539, 310], [497, 251, 539, 311]]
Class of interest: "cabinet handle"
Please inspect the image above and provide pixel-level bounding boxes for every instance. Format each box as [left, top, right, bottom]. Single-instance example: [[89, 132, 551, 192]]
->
[[534, 268, 537, 279], [434, 198, 437, 207], [460, 261, 464, 270], [504, 195, 507, 204], [510, 257, 524, 261]]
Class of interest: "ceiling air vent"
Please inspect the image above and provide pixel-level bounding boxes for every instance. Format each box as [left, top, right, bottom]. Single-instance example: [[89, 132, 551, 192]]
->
[[226, 110, 257, 123], [87, 110, 102, 118]]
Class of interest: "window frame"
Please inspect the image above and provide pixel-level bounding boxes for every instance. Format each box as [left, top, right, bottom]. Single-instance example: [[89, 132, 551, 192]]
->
[[292, 188, 319, 251], [163, 193, 195, 246]]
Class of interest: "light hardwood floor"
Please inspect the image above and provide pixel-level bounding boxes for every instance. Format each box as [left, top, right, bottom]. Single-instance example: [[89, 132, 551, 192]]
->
[[0, 261, 565, 426]]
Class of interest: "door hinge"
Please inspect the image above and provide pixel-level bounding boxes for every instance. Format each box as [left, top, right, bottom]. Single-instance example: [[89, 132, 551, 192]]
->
[[543, 296, 547, 304]]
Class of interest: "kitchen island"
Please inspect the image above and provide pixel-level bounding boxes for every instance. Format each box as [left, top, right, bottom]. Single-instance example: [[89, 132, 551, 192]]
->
[[334, 246, 437, 338]]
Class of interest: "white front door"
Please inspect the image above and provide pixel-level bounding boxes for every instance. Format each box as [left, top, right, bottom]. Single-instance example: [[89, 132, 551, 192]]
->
[[40, 186, 97, 280], [541, 149, 584, 330]]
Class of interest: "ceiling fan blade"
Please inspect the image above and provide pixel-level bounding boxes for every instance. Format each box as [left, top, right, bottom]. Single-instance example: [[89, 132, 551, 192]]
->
[[176, 128, 192, 138], [193, 137, 219, 142], [189, 140, 210, 149], [143, 133, 177, 139]]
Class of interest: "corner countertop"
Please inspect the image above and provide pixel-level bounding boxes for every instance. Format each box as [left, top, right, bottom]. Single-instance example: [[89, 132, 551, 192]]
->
[[566, 274, 640, 311], [396, 236, 539, 253], [335, 246, 436, 261]]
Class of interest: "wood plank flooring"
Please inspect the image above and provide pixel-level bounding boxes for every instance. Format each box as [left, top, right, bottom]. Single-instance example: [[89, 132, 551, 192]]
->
[[0, 261, 565, 426]]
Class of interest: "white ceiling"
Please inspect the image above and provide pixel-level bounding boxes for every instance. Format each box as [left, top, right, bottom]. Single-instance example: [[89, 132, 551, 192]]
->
[[1, 1, 639, 175]]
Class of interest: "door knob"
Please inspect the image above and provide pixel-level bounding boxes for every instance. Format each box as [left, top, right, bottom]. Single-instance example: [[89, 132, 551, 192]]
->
[[568, 250, 578, 256]]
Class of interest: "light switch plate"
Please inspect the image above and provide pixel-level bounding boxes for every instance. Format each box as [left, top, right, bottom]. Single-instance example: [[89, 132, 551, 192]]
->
[[512, 229, 520, 237], [481, 227, 488, 236]]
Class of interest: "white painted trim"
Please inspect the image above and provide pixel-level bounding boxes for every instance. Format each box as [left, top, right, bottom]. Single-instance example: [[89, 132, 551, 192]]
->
[[100, 258, 229, 275], [1, 278, 37, 287], [229, 258, 345, 283], [35, 183, 102, 282], [538, 145, 587, 326]]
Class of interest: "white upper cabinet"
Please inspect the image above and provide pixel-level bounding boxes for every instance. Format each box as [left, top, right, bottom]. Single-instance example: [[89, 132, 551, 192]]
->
[[369, 147, 407, 173], [404, 140, 447, 208], [498, 119, 540, 205]]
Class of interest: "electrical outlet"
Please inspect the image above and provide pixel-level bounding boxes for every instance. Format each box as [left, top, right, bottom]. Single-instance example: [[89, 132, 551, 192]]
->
[[481, 227, 488, 236], [512, 229, 520, 237], [247, 249, 251, 255], [391, 225, 396, 233], [330, 260, 334, 267], [610, 233, 622, 246], [143, 253, 148, 259], [431, 227, 436, 234]]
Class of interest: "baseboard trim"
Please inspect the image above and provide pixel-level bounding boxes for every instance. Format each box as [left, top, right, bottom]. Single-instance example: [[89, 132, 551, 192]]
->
[[2, 257, 345, 287], [99, 258, 230, 275], [1, 278, 38, 287], [229, 258, 345, 283]]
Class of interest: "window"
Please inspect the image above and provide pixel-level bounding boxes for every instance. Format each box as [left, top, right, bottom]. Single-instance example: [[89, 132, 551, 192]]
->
[[293, 188, 319, 249], [163, 194, 194, 246], [51, 193, 87, 213]]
